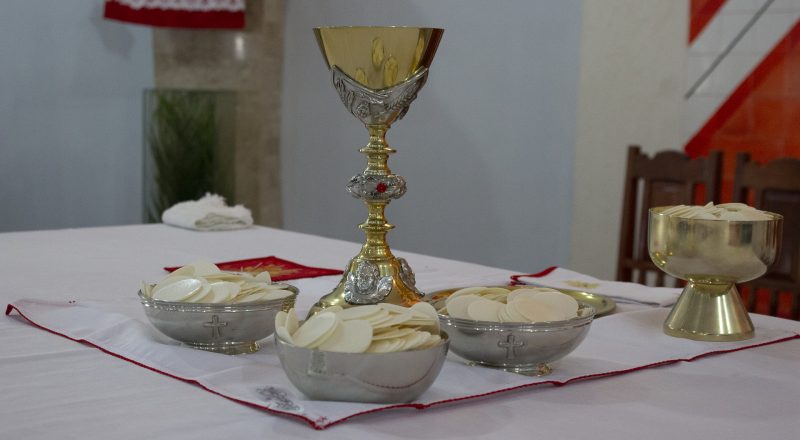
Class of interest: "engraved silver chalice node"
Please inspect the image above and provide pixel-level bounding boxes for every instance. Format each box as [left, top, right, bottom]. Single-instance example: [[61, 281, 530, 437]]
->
[[308, 27, 444, 314]]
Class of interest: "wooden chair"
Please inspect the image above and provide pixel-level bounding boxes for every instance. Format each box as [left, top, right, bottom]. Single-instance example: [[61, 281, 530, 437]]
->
[[733, 153, 800, 319], [616, 145, 722, 286]]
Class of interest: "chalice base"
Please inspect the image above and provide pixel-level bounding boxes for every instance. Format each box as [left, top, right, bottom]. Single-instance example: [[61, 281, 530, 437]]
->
[[664, 282, 754, 341], [307, 256, 423, 317]]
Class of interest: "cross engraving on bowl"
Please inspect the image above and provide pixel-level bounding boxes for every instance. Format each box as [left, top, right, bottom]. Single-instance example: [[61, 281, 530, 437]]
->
[[498, 333, 524, 359], [203, 314, 228, 339]]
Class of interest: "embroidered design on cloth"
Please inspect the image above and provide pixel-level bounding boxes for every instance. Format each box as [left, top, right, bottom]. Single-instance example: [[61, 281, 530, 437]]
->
[[256, 386, 302, 412], [564, 280, 601, 290]]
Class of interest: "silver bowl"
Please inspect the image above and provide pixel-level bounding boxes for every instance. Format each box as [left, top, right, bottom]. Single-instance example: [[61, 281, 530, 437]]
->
[[275, 332, 449, 403], [138, 285, 297, 355], [438, 306, 594, 376]]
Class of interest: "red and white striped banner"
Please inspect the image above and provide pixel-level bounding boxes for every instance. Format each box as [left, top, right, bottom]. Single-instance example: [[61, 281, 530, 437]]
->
[[684, 0, 800, 196], [103, 0, 246, 29]]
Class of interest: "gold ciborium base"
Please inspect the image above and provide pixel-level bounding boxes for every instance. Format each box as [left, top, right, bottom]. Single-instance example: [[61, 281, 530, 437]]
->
[[663, 282, 754, 342], [308, 255, 423, 317]]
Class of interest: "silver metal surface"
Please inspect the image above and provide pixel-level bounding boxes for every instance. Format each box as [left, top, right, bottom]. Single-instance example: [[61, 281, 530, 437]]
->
[[346, 172, 407, 201], [343, 260, 394, 304], [438, 306, 594, 375], [138, 286, 297, 355], [332, 66, 428, 125], [649, 207, 783, 341], [397, 257, 424, 297], [275, 333, 449, 403]]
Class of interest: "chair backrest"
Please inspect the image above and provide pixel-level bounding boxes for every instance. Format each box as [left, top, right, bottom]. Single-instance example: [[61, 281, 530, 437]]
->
[[733, 153, 800, 319], [616, 145, 722, 286]]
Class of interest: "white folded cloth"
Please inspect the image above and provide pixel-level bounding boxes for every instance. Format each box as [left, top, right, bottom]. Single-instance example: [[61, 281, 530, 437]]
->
[[7, 300, 797, 429], [161, 193, 253, 231], [514, 267, 682, 307]]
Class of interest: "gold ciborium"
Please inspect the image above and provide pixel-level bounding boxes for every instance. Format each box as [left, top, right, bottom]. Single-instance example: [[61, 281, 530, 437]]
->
[[648, 207, 783, 341], [309, 27, 444, 314]]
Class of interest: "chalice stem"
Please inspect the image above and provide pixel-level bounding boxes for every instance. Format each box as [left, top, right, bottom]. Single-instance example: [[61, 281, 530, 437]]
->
[[358, 124, 395, 261]]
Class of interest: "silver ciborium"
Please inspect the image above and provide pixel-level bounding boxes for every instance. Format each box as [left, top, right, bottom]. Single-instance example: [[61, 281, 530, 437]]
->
[[648, 207, 783, 341], [309, 26, 444, 314]]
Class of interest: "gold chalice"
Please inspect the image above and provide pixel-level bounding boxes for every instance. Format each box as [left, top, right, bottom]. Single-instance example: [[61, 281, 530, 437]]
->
[[309, 27, 444, 314], [648, 207, 783, 341]]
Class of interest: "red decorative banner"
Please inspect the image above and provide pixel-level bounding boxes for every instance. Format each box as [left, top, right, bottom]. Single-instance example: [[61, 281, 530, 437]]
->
[[103, 0, 245, 29], [685, 19, 800, 201], [689, 0, 727, 43], [165, 256, 343, 282]]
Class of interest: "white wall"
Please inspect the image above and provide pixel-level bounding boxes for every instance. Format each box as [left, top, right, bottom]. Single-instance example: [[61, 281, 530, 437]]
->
[[0, 0, 153, 232], [569, 0, 688, 279], [281, 0, 583, 272]]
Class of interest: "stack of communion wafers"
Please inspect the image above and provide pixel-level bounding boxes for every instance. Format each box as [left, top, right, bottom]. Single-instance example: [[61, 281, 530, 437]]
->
[[275, 302, 441, 353]]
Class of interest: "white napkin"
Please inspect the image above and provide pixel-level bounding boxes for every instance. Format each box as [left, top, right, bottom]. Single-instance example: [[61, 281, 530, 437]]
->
[[162, 193, 253, 231], [515, 267, 682, 307], [7, 299, 797, 429]]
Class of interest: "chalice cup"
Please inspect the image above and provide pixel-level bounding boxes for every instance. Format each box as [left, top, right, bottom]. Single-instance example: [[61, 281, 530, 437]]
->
[[648, 207, 783, 341], [309, 27, 444, 314]]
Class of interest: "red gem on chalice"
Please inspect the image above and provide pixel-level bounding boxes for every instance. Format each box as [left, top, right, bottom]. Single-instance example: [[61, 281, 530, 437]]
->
[[376, 182, 388, 193]]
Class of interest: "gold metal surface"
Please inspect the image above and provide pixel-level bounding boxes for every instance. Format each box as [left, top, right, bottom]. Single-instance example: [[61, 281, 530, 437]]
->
[[648, 207, 783, 341], [427, 286, 616, 317], [314, 27, 443, 89], [308, 27, 444, 316]]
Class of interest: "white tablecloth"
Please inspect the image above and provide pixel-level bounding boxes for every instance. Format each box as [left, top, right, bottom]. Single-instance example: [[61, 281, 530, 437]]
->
[[2, 225, 799, 439]]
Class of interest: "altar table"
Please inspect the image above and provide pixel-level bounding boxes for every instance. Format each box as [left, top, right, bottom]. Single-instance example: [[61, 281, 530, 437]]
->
[[1, 225, 798, 439]]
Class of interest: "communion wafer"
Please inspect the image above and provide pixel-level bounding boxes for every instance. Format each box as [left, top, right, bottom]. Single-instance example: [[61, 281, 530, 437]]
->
[[447, 286, 490, 301], [410, 301, 437, 318], [661, 202, 772, 221], [440, 286, 581, 323], [285, 308, 299, 334], [275, 325, 294, 345], [507, 287, 558, 302], [527, 290, 579, 317], [207, 281, 239, 303], [372, 312, 414, 329], [292, 312, 339, 348], [502, 302, 528, 323], [371, 327, 417, 340], [275, 302, 442, 354], [367, 338, 406, 353], [143, 261, 294, 304], [400, 331, 431, 351], [318, 320, 373, 353], [512, 298, 568, 322], [337, 304, 381, 320], [446, 294, 485, 320], [261, 289, 295, 301], [152, 277, 205, 302], [467, 298, 504, 321], [275, 310, 288, 329]]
